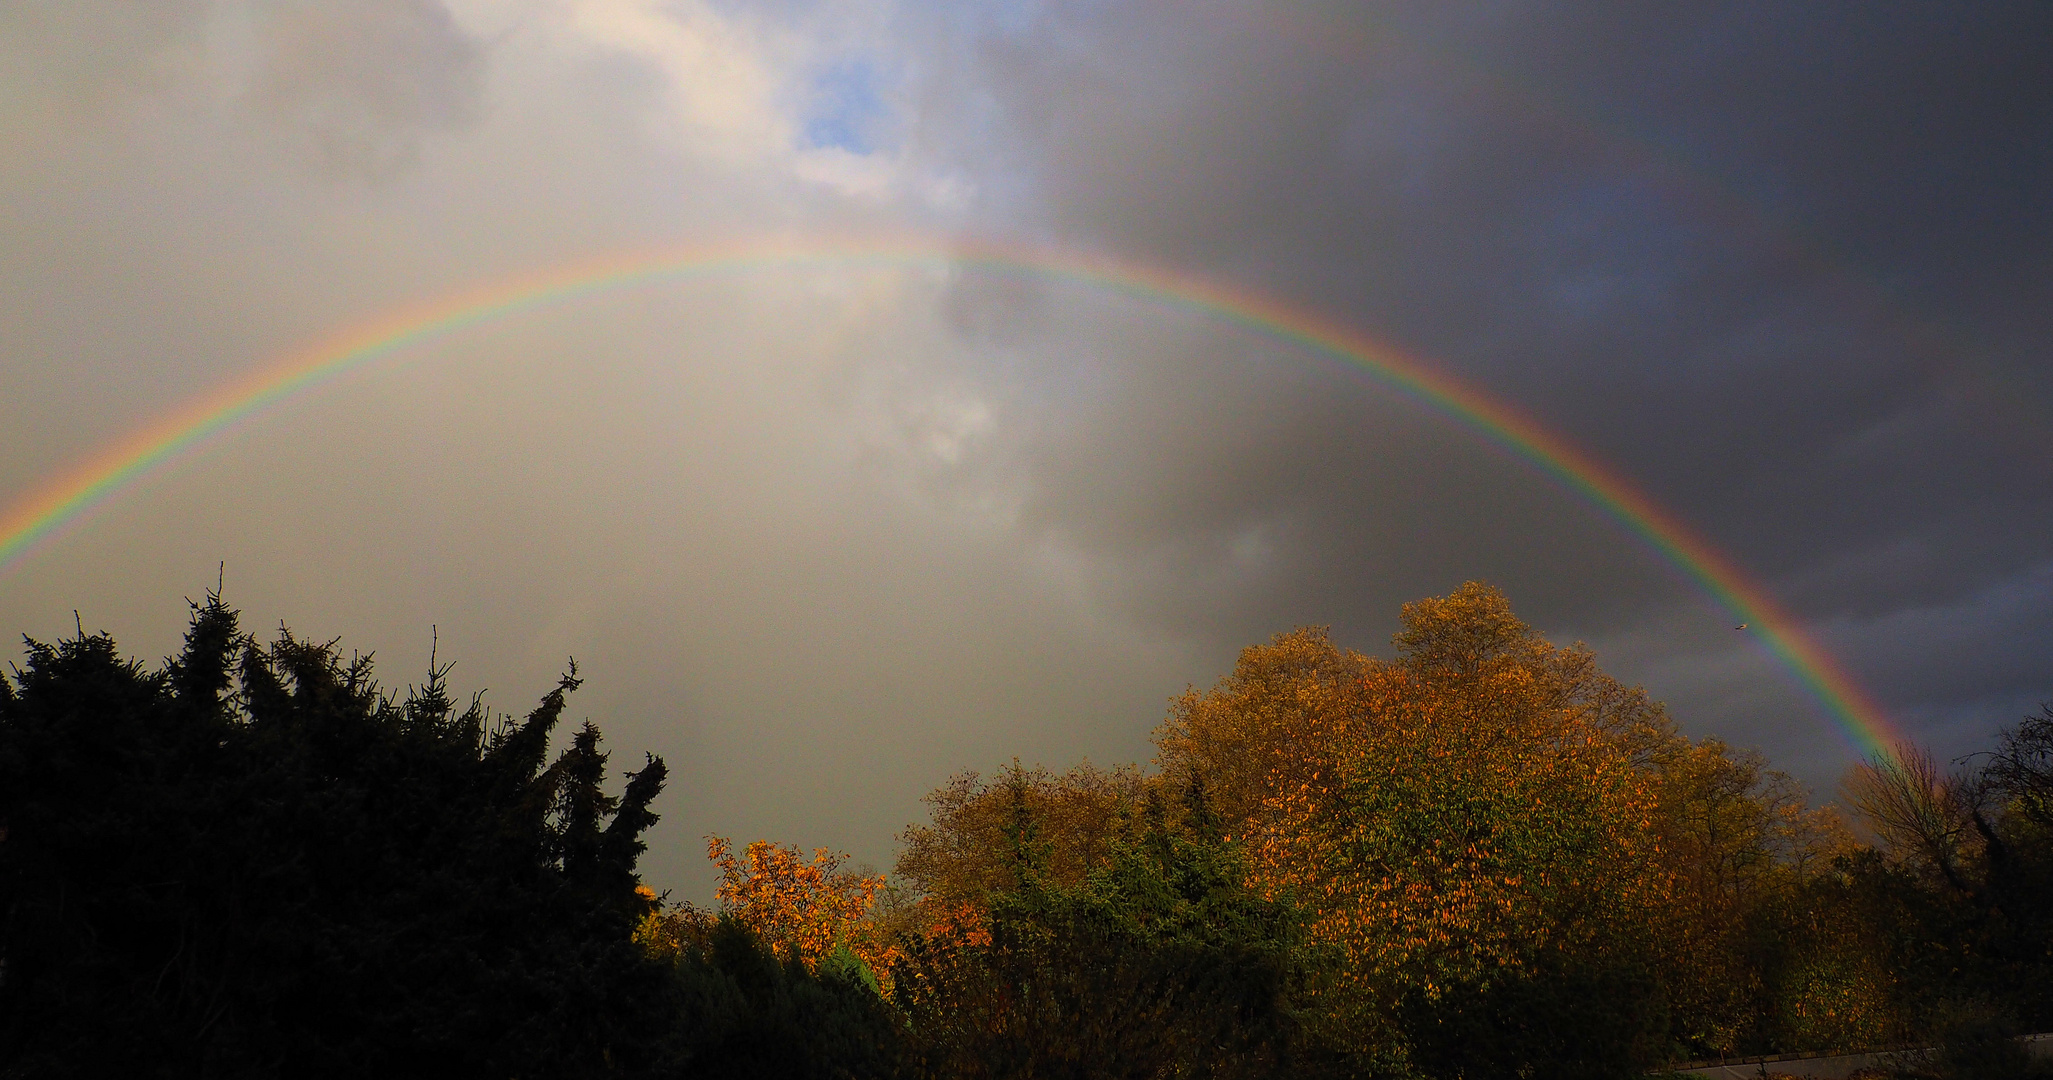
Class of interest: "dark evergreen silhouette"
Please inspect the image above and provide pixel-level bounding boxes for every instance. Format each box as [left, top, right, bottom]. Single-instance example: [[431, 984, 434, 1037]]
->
[[0, 594, 678, 1078], [663, 915, 903, 1079]]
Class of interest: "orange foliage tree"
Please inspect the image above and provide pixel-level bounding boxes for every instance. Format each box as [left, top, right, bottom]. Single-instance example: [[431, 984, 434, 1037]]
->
[[873, 582, 1933, 1070], [1154, 626, 1374, 833], [705, 836, 891, 974], [1162, 584, 1678, 1062]]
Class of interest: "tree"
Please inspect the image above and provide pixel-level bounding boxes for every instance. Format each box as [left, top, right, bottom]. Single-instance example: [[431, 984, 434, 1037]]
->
[[1845, 743, 1987, 897], [1987, 703, 2053, 838], [888, 777, 1321, 1080], [1984, 705, 2053, 1026], [1162, 584, 1676, 1076], [0, 594, 674, 1077], [1155, 589, 1678, 843], [1154, 628, 1373, 835], [1648, 737, 1859, 1057], [635, 910, 904, 1080], [1837, 728, 2053, 1048], [703, 835, 891, 977], [895, 760, 1147, 904]]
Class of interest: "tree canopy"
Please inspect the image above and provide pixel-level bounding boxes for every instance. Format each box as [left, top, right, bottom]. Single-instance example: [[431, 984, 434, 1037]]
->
[[5, 583, 2048, 1079]]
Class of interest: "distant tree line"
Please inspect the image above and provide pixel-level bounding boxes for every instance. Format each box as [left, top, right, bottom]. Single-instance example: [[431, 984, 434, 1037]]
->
[[3, 584, 2048, 1078]]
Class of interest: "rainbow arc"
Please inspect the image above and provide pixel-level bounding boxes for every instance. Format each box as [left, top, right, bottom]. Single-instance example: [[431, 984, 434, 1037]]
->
[[0, 234, 1901, 759]]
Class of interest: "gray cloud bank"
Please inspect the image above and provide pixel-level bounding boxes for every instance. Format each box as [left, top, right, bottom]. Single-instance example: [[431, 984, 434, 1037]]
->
[[2, 0, 2047, 897]]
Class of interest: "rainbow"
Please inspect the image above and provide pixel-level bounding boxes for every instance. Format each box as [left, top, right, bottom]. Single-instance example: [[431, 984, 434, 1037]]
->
[[0, 234, 1900, 759]]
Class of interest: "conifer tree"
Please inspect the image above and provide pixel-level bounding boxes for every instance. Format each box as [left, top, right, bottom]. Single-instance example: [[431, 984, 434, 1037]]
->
[[0, 594, 676, 1077]]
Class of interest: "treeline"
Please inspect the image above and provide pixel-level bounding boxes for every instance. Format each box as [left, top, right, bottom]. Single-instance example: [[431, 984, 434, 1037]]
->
[[2, 585, 2048, 1078]]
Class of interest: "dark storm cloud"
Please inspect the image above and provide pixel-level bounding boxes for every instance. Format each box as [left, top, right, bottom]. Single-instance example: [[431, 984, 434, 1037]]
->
[[902, 0, 2053, 760]]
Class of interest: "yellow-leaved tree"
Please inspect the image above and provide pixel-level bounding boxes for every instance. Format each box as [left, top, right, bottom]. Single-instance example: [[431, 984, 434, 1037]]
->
[[704, 836, 891, 975], [1158, 583, 1679, 1071]]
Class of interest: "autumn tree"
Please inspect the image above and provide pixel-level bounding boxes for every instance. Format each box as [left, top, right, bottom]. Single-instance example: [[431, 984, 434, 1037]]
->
[[1648, 738, 1865, 1056], [1154, 628, 1374, 834], [1157, 584, 1679, 1076], [895, 760, 1148, 904], [1156, 591, 1677, 844], [704, 835, 891, 976]]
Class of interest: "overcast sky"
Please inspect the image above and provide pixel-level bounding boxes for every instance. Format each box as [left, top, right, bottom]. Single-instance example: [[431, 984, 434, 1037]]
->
[[3, 0, 2048, 899]]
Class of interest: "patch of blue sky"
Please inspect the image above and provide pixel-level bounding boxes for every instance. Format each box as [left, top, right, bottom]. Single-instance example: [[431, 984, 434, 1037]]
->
[[803, 58, 891, 155]]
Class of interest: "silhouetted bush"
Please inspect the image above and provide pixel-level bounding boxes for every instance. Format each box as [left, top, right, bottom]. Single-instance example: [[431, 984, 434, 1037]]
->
[[664, 915, 902, 1079], [0, 595, 672, 1078]]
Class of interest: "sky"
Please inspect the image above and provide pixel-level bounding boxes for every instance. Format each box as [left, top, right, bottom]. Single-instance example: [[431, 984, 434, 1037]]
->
[[2, 0, 2049, 899]]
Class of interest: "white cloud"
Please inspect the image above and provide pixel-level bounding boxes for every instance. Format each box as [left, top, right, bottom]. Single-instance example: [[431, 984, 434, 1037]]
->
[[438, 0, 937, 209], [561, 0, 791, 162]]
